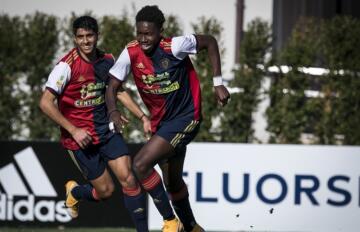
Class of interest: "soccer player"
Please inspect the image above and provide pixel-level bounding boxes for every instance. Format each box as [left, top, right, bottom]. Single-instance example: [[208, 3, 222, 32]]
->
[[106, 5, 230, 232], [39, 16, 180, 232]]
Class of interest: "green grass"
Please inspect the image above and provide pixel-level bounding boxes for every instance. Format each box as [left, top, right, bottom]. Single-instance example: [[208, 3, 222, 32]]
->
[[0, 228, 137, 232]]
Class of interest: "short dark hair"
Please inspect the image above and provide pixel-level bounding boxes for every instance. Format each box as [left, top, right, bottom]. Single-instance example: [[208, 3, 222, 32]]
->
[[72, 16, 98, 35], [135, 5, 165, 29]]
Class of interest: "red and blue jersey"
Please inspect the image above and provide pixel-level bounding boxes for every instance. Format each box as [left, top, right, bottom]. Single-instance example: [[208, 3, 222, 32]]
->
[[45, 48, 114, 150], [110, 35, 201, 133]]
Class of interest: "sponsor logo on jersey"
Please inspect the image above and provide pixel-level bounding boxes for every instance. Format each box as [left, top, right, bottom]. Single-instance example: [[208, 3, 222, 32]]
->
[[80, 82, 105, 99], [140, 72, 180, 94], [74, 82, 105, 107]]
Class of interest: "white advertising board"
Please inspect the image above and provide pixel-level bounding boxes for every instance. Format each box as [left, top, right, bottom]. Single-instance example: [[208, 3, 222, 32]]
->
[[148, 143, 360, 232]]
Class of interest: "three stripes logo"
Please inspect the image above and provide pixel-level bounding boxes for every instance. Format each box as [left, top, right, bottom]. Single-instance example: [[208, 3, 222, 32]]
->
[[0, 147, 71, 222]]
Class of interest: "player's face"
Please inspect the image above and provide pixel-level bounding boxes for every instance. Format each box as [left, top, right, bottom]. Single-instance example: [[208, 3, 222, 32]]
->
[[74, 28, 98, 57], [136, 21, 161, 54]]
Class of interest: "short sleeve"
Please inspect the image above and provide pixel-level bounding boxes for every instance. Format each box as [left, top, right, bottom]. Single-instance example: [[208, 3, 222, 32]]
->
[[109, 48, 131, 81], [45, 62, 71, 95], [171, 34, 197, 60]]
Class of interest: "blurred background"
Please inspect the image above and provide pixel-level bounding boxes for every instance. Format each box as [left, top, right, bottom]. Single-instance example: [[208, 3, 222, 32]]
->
[[1, 0, 360, 231]]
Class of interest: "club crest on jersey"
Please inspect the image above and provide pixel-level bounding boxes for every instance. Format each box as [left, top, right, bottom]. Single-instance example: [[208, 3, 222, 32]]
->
[[160, 58, 170, 69], [136, 62, 145, 69]]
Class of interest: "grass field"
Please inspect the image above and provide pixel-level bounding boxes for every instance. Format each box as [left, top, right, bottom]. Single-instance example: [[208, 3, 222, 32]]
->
[[0, 228, 137, 232]]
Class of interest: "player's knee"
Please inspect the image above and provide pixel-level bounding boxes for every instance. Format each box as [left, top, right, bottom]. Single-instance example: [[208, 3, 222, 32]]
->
[[119, 172, 137, 189], [166, 179, 186, 193], [162, 176, 174, 192], [96, 183, 114, 199], [100, 187, 114, 199], [132, 157, 150, 178]]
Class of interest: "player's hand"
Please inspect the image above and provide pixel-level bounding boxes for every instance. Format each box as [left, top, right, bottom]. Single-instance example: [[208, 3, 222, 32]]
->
[[71, 127, 92, 149], [214, 85, 230, 107], [141, 114, 152, 140], [109, 110, 129, 133]]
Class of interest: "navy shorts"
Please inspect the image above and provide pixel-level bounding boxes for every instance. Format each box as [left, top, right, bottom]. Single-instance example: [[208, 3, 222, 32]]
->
[[156, 117, 200, 148], [67, 133, 129, 180]]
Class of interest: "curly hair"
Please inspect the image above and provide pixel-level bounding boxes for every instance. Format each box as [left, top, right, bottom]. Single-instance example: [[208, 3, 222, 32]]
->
[[72, 16, 98, 35], [135, 5, 165, 29]]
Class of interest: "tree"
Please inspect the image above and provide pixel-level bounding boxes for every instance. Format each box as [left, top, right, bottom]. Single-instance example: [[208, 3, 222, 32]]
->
[[100, 14, 134, 56], [191, 16, 225, 141], [266, 18, 322, 144], [21, 12, 60, 140], [221, 19, 271, 142], [320, 16, 360, 144], [0, 15, 24, 139], [266, 16, 360, 145], [163, 15, 183, 37]]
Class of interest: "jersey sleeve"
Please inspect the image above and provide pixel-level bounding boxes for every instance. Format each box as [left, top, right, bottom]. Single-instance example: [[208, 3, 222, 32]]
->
[[171, 34, 198, 60], [109, 48, 131, 81], [45, 61, 71, 95]]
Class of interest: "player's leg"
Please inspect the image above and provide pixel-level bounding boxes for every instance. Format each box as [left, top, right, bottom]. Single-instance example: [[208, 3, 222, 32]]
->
[[160, 147, 204, 232], [132, 135, 182, 231], [158, 119, 203, 232], [103, 133, 148, 232], [65, 147, 113, 218], [108, 155, 148, 232]]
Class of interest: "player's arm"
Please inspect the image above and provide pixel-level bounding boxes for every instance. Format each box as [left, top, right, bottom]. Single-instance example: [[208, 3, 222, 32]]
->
[[195, 34, 230, 106], [105, 77, 129, 133], [106, 48, 143, 133], [39, 89, 92, 149], [116, 85, 151, 139]]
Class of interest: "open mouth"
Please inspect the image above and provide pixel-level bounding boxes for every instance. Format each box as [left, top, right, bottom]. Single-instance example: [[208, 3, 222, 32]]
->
[[141, 44, 152, 51]]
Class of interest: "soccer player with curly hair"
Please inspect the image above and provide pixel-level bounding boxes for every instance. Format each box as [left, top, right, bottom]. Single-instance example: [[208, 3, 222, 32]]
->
[[106, 5, 230, 232]]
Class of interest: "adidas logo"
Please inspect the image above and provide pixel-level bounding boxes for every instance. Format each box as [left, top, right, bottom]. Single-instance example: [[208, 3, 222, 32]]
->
[[0, 147, 71, 222], [136, 62, 145, 69], [78, 75, 85, 82], [133, 207, 144, 214]]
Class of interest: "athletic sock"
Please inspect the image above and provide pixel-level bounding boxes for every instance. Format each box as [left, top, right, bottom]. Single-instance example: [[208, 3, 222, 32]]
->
[[141, 169, 175, 220], [123, 185, 148, 232], [170, 185, 196, 231], [71, 183, 99, 201]]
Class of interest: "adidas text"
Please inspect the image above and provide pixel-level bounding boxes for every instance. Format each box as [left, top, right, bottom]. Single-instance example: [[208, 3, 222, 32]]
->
[[0, 194, 71, 222]]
